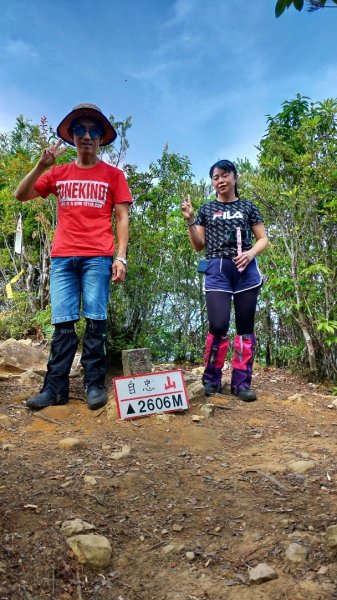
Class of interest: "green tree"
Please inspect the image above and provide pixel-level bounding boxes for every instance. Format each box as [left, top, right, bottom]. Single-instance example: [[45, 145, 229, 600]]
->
[[241, 95, 337, 378], [108, 146, 209, 363]]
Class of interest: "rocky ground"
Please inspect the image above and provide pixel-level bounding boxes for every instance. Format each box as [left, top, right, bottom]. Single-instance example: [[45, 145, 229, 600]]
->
[[1, 341, 337, 599]]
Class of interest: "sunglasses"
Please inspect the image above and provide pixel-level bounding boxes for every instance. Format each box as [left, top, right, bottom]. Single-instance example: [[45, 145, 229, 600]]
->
[[72, 124, 103, 140]]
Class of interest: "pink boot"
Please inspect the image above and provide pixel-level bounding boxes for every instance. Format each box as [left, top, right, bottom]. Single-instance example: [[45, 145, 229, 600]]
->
[[202, 333, 230, 396], [231, 333, 257, 401]]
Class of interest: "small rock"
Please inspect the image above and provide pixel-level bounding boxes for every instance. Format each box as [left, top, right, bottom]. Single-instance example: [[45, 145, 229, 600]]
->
[[109, 445, 131, 460], [156, 414, 170, 422], [19, 370, 44, 383], [67, 534, 112, 568], [139, 535, 145, 542], [287, 393, 303, 403], [60, 480, 73, 488], [191, 415, 204, 422], [83, 475, 97, 486], [0, 561, 6, 574], [190, 366, 204, 375], [200, 404, 215, 418], [172, 524, 183, 532], [313, 431, 321, 437], [162, 544, 175, 554], [327, 524, 337, 548], [285, 542, 309, 563], [122, 348, 152, 375], [102, 444, 111, 451], [331, 399, 337, 409], [110, 477, 121, 489], [59, 438, 86, 451], [248, 563, 278, 584], [61, 518, 96, 537], [2, 443, 15, 451], [187, 380, 206, 404], [186, 551, 195, 561], [288, 460, 316, 474], [318, 565, 328, 575], [0, 415, 12, 427]]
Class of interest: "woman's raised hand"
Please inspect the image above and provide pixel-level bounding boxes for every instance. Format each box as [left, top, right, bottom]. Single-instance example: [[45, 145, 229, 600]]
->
[[38, 139, 67, 168], [181, 194, 194, 222]]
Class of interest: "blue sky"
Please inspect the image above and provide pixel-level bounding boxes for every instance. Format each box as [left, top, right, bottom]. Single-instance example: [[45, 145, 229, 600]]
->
[[0, 0, 336, 181]]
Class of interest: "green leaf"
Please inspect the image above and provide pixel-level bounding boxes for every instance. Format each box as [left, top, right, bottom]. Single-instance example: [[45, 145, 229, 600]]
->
[[293, 0, 304, 9], [275, 0, 289, 17], [300, 263, 331, 277]]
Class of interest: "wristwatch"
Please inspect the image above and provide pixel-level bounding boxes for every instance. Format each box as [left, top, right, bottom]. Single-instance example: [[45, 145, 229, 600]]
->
[[115, 256, 127, 266]]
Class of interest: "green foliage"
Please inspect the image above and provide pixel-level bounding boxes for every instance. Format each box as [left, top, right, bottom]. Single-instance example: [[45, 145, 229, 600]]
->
[[240, 94, 337, 379], [107, 145, 207, 362], [275, 0, 337, 16], [275, 0, 303, 18], [34, 306, 54, 339], [1, 101, 337, 384], [0, 292, 35, 339]]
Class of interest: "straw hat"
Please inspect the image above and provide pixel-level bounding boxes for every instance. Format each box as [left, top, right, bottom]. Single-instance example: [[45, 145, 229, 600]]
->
[[56, 103, 117, 146]]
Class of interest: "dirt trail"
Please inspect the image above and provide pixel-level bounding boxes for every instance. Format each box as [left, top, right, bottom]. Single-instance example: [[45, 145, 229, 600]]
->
[[1, 365, 337, 599]]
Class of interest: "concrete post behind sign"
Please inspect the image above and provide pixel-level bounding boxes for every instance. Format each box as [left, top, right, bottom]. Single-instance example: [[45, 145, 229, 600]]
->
[[122, 348, 152, 376]]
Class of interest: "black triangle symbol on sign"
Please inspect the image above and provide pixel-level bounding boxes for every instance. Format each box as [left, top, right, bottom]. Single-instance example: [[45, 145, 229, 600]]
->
[[127, 404, 136, 415]]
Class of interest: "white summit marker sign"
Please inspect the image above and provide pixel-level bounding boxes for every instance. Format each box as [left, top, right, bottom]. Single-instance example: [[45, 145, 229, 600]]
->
[[113, 370, 189, 420]]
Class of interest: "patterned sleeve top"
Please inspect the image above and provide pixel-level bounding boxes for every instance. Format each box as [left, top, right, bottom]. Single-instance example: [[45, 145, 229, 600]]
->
[[195, 198, 263, 259]]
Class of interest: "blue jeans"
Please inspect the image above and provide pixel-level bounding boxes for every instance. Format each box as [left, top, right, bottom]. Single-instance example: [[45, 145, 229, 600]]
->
[[50, 257, 113, 324]]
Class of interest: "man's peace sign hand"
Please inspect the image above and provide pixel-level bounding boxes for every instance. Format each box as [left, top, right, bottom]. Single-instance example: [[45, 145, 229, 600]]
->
[[39, 139, 67, 168]]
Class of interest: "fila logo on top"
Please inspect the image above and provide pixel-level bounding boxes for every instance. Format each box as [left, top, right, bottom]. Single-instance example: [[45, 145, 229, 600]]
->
[[213, 210, 243, 220]]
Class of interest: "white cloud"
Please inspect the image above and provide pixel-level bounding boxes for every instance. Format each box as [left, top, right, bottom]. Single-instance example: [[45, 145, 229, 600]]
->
[[5, 39, 38, 60], [165, 0, 196, 27]]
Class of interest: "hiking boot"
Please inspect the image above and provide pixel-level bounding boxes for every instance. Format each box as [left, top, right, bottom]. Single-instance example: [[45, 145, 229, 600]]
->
[[26, 389, 69, 411], [232, 387, 257, 402], [203, 382, 222, 397], [86, 385, 108, 410]]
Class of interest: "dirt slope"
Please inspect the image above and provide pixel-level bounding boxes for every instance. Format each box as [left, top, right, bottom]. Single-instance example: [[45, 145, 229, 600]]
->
[[1, 366, 337, 600]]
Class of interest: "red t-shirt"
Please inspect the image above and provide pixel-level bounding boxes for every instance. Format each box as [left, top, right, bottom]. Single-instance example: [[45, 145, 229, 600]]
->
[[35, 160, 132, 257]]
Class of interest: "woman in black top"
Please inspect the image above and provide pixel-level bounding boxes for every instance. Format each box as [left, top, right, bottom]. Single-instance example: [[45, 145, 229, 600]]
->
[[182, 160, 268, 401]]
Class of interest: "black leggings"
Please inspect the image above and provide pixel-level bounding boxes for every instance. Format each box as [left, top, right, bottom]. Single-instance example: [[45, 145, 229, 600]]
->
[[206, 288, 259, 337]]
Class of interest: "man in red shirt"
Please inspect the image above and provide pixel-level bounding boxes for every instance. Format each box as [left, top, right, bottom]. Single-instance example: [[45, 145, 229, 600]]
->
[[15, 103, 132, 411]]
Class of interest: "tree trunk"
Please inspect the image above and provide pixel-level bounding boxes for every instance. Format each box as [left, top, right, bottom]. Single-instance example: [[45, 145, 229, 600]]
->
[[299, 318, 317, 371]]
